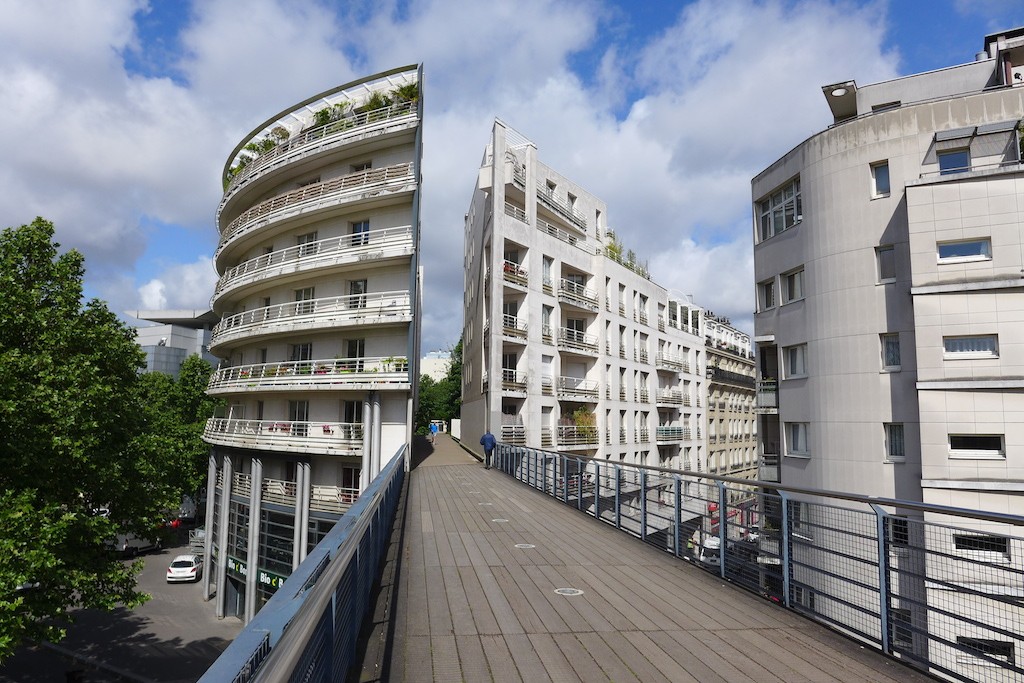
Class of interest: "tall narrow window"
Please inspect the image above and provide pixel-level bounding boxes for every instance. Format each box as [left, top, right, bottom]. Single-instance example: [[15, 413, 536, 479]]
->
[[885, 423, 905, 462], [871, 161, 890, 197], [349, 280, 367, 309], [876, 245, 896, 283], [782, 268, 804, 304], [881, 333, 901, 371], [289, 343, 312, 362], [759, 279, 776, 311], [783, 344, 807, 378], [294, 287, 315, 315], [351, 220, 370, 246], [297, 231, 318, 257], [786, 422, 809, 456]]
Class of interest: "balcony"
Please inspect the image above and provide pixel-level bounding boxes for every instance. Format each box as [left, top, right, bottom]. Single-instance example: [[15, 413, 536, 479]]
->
[[217, 162, 415, 259], [635, 349, 649, 364], [213, 226, 413, 305], [501, 314, 527, 340], [557, 278, 599, 311], [656, 425, 690, 442], [656, 389, 683, 405], [635, 388, 650, 403], [500, 424, 526, 445], [537, 218, 597, 254], [556, 425, 599, 447], [540, 375, 553, 395], [708, 366, 756, 390], [210, 290, 411, 351], [637, 311, 648, 326], [503, 201, 527, 224], [204, 418, 362, 455], [501, 259, 528, 288], [655, 353, 687, 373], [501, 369, 526, 393], [309, 484, 359, 515], [536, 185, 587, 231], [759, 453, 780, 482], [555, 376, 599, 401], [556, 327, 598, 355], [636, 428, 650, 443], [221, 100, 418, 202], [756, 379, 778, 412], [541, 323, 553, 345], [207, 356, 410, 394], [540, 426, 553, 447]]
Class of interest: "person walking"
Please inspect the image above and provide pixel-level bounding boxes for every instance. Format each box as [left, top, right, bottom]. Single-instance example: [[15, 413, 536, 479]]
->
[[429, 421, 438, 444], [480, 430, 496, 469]]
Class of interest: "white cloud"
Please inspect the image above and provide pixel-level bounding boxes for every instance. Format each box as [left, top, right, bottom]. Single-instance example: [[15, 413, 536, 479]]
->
[[137, 256, 218, 310]]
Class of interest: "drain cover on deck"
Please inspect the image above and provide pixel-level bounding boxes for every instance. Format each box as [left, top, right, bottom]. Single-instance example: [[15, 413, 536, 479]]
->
[[554, 588, 584, 596], [514, 544, 535, 549], [492, 518, 509, 523], [478, 502, 493, 506]]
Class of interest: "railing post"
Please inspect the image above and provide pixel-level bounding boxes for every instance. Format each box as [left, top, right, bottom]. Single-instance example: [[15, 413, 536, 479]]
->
[[674, 476, 682, 558], [640, 470, 648, 543], [542, 450, 548, 493], [594, 461, 601, 519], [871, 504, 892, 655], [717, 481, 728, 579], [562, 454, 568, 504], [779, 490, 792, 608], [614, 465, 622, 530]]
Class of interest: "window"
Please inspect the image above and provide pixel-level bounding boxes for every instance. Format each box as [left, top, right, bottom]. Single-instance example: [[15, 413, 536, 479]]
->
[[348, 280, 367, 309], [881, 333, 901, 371], [351, 161, 372, 172], [343, 339, 364, 371], [757, 178, 801, 241], [758, 279, 776, 310], [937, 238, 991, 263], [949, 434, 1004, 458], [938, 149, 970, 175], [782, 268, 804, 303], [943, 335, 998, 358], [289, 343, 312, 362], [297, 231, 318, 257], [294, 287, 315, 315], [297, 176, 320, 188], [884, 423, 905, 462], [350, 220, 370, 246], [876, 245, 896, 283], [956, 637, 1014, 666], [891, 609, 913, 649], [783, 344, 807, 378], [786, 422, 809, 456], [871, 161, 890, 197]]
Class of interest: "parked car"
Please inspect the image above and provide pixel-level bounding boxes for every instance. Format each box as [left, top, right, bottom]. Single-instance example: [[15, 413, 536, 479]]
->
[[108, 532, 162, 557], [166, 554, 203, 583]]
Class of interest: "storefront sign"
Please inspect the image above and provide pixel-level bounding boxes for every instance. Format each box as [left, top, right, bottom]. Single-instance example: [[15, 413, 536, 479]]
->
[[225, 556, 286, 592]]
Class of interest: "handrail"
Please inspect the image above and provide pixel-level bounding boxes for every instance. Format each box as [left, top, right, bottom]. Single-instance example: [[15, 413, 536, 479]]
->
[[207, 356, 409, 392], [198, 446, 406, 683]]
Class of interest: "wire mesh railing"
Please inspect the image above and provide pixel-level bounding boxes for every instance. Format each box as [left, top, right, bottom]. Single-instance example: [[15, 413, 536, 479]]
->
[[493, 443, 1024, 683]]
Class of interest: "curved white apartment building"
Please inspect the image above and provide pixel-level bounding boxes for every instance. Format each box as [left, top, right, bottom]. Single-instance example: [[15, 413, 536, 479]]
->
[[202, 65, 422, 622]]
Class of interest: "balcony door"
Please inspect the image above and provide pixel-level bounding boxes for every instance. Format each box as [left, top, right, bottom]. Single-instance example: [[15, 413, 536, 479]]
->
[[349, 279, 367, 309], [294, 287, 315, 315], [289, 400, 309, 437]]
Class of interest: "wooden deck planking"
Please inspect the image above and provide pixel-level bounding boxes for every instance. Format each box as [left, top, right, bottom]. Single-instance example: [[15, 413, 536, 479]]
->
[[375, 443, 935, 683]]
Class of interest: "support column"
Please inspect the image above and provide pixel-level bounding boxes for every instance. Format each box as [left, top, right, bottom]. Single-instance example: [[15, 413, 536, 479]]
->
[[360, 394, 373, 491], [298, 461, 311, 563], [202, 450, 217, 602], [244, 456, 263, 623], [371, 391, 382, 478], [291, 460, 307, 571], [214, 454, 233, 619]]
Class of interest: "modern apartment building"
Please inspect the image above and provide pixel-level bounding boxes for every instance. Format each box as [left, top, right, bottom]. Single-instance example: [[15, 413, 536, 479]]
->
[[201, 65, 422, 622], [753, 29, 1024, 674], [130, 308, 220, 377], [463, 120, 706, 471], [704, 314, 756, 483]]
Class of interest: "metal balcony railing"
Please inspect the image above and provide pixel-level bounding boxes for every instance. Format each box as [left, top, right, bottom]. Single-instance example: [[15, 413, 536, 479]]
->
[[555, 375, 599, 400], [501, 369, 526, 392], [208, 356, 410, 393], [557, 327, 598, 354], [556, 425, 599, 446], [214, 226, 413, 301], [492, 443, 1024, 683], [217, 162, 415, 256], [500, 424, 526, 445], [557, 278, 599, 310], [537, 218, 597, 254], [655, 426, 689, 441], [757, 379, 778, 410], [656, 389, 683, 405], [503, 201, 527, 223], [501, 260, 527, 287], [536, 185, 587, 231], [501, 314, 527, 339], [211, 290, 411, 348], [655, 353, 687, 372], [204, 418, 363, 455]]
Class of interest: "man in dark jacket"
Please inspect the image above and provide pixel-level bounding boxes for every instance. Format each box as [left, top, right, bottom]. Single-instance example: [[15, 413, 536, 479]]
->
[[479, 430, 496, 469]]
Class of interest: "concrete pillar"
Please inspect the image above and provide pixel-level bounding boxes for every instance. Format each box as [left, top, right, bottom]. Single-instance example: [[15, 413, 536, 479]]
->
[[214, 454, 233, 619], [244, 456, 263, 623], [291, 460, 307, 571], [360, 393, 373, 491], [371, 391, 382, 477], [298, 460, 311, 563], [202, 450, 217, 602]]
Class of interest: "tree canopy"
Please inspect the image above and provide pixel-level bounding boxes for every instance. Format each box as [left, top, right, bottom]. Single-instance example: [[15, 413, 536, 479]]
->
[[415, 338, 462, 433], [0, 218, 202, 659]]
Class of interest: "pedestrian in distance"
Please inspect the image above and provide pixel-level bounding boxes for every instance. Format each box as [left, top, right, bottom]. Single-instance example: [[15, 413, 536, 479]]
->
[[480, 430, 496, 469], [429, 421, 438, 444]]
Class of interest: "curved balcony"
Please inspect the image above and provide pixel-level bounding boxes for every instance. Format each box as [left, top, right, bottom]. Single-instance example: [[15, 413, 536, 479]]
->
[[555, 376, 599, 401], [213, 226, 413, 306], [204, 418, 363, 455], [207, 356, 410, 395], [210, 290, 411, 352], [221, 101, 417, 207], [556, 327, 598, 356], [216, 162, 415, 260]]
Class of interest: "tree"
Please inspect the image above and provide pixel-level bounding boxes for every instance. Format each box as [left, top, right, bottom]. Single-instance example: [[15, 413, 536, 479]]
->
[[0, 218, 178, 659], [414, 338, 463, 434]]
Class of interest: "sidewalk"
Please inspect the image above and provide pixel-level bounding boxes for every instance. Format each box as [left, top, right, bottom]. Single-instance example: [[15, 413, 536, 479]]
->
[[413, 432, 481, 467]]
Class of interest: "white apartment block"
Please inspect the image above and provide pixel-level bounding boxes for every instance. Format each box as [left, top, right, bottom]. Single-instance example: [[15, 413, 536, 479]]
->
[[753, 29, 1024, 674], [201, 65, 422, 622], [463, 120, 706, 471], [704, 315, 757, 484]]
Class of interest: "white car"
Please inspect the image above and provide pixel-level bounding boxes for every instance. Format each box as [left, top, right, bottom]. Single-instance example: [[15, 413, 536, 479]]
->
[[166, 554, 203, 583]]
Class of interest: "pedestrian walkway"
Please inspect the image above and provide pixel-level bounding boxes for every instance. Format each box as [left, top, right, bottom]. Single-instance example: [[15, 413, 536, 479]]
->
[[375, 434, 930, 682]]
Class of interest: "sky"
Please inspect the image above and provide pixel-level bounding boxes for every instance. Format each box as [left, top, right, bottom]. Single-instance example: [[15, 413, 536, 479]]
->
[[1, 0, 1022, 356]]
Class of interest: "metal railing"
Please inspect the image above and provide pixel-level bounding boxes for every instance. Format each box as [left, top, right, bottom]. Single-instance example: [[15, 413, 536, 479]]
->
[[493, 443, 1024, 683], [555, 375, 599, 399], [204, 418, 363, 455], [557, 278, 599, 310], [536, 185, 588, 230], [556, 327, 598, 354], [199, 446, 406, 683], [208, 356, 410, 393], [537, 217, 597, 254]]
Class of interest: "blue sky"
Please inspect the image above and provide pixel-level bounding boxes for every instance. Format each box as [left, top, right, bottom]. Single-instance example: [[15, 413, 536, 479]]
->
[[0, 0, 1022, 355]]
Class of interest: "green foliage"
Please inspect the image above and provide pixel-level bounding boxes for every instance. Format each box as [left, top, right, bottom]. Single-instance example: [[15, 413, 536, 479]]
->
[[391, 83, 419, 103], [0, 218, 182, 659], [414, 339, 463, 434], [365, 90, 393, 110]]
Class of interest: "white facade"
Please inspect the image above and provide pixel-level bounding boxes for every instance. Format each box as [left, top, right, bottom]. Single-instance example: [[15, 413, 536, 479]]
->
[[202, 66, 422, 622], [463, 120, 706, 470], [131, 309, 219, 377], [753, 29, 1024, 672]]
